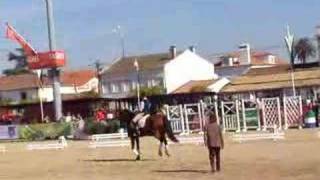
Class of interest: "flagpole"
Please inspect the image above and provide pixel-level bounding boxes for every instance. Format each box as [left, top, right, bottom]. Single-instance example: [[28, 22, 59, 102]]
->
[[134, 58, 141, 110], [36, 71, 44, 122]]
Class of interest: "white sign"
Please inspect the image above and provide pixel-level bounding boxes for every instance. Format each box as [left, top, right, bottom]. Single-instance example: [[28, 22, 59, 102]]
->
[[0, 125, 19, 139]]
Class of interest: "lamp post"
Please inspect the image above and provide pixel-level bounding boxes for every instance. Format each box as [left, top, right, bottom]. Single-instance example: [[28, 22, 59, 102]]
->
[[112, 25, 125, 58], [284, 25, 296, 97], [45, 0, 62, 121]]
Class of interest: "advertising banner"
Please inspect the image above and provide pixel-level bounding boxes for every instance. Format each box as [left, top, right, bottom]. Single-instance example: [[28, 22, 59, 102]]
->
[[0, 125, 19, 140]]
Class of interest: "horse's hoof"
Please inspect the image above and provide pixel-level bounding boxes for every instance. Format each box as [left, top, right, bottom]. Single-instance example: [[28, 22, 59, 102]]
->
[[135, 155, 141, 161], [165, 152, 171, 157], [158, 151, 163, 157]]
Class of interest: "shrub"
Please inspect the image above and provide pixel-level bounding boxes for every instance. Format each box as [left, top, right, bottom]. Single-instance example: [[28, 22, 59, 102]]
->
[[18, 122, 71, 141], [84, 117, 121, 134]]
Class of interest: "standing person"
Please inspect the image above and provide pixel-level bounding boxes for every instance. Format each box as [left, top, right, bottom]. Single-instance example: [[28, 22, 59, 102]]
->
[[205, 112, 224, 173]]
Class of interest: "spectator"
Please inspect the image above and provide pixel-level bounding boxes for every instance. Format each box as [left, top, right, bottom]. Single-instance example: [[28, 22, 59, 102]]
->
[[204, 112, 224, 173]]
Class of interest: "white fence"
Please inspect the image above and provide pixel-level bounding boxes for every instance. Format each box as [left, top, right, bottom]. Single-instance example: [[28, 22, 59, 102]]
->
[[166, 96, 305, 134]]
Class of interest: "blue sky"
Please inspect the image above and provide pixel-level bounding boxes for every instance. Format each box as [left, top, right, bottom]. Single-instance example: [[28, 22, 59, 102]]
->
[[0, 0, 320, 73]]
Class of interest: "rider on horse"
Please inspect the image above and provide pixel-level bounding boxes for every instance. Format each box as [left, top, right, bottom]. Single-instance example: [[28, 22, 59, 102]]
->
[[132, 96, 151, 136]]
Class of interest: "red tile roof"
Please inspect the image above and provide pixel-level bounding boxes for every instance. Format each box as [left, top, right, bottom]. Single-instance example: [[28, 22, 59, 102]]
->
[[60, 70, 96, 86], [0, 70, 96, 91]]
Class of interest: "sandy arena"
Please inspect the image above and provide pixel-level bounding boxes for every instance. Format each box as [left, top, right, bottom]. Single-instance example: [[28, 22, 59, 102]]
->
[[0, 129, 319, 180]]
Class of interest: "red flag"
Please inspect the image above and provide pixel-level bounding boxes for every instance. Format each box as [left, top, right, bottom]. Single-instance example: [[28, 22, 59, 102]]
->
[[5, 23, 37, 56]]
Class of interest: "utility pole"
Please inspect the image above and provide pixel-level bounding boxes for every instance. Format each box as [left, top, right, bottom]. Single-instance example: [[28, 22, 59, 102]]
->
[[112, 25, 125, 58], [45, 0, 62, 121]]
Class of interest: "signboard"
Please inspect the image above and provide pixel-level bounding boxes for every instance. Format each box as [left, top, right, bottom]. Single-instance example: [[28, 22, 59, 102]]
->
[[0, 125, 19, 140], [27, 50, 66, 70]]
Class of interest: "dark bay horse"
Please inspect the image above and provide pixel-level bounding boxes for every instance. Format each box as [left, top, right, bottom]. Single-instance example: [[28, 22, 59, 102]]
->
[[118, 109, 179, 160]]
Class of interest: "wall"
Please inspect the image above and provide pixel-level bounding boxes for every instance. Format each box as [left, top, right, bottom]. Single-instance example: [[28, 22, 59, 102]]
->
[[0, 88, 38, 103], [101, 69, 164, 98], [164, 50, 217, 93]]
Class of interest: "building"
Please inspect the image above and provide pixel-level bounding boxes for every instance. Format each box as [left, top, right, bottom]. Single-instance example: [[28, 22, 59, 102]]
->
[[220, 65, 320, 100], [101, 46, 217, 98], [0, 69, 98, 104]]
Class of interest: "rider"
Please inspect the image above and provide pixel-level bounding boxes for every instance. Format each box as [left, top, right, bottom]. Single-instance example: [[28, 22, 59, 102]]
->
[[132, 96, 151, 135]]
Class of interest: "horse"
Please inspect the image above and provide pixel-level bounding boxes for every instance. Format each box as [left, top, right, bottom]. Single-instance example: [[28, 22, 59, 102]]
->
[[118, 109, 179, 160]]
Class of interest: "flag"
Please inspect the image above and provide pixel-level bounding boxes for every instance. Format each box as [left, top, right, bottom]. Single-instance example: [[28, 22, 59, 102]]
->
[[134, 58, 139, 71], [5, 23, 37, 56]]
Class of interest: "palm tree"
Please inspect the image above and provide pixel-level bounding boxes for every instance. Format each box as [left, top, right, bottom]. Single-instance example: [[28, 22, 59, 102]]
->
[[294, 38, 316, 64]]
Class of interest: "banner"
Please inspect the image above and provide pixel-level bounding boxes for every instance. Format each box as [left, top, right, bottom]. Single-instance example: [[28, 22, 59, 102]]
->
[[27, 50, 66, 69], [5, 23, 37, 56], [5, 23, 66, 70], [0, 125, 19, 140]]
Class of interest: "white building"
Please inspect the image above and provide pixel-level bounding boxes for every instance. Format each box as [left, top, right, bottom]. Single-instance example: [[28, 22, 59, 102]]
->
[[0, 70, 98, 104], [101, 46, 218, 98]]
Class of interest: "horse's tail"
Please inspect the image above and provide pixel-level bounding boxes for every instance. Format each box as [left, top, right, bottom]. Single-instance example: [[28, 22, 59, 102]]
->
[[163, 115, 179, 143]]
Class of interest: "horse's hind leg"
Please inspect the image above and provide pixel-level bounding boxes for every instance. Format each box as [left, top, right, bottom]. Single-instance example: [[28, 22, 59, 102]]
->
[[130, 137, 139, 156], [135, 137, 141, 161], [163, 137, 170, 157], [158, 140, 163, 157]]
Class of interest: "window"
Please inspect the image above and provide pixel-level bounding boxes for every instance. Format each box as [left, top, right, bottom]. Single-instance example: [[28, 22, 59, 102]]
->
[[131, 81, 137, 90], [111, 83, 119, 93], [121, 82, 129, 92], [20, 92, 27, 100]]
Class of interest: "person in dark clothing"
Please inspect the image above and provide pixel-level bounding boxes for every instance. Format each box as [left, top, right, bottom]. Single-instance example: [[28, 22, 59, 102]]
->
[[204, 112, 224, 173], [132, 96, 152, 136]]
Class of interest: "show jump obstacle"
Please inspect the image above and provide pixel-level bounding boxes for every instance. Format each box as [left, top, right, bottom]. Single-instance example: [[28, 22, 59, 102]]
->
[[89, 132, 130, 148], [26, 136, 68, 150], [5, 23, 66, 70]]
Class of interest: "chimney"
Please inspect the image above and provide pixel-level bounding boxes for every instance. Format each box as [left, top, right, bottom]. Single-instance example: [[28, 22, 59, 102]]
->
[[238, 43, 251, 65], [189, 46, 196, 53], [228, 57, 233, 66], [169, 45, 177, 59]]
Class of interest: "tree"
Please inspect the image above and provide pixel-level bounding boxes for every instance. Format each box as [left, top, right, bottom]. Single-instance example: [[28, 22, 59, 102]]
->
[[2, 48, 30, 76], [131, 85, 165, 97], [294, 38, 316, 64]]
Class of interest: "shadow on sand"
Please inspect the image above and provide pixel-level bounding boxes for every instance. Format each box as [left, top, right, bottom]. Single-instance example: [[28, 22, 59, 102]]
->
[[153, 170, 208, 174], [83, 158, 155, 162]]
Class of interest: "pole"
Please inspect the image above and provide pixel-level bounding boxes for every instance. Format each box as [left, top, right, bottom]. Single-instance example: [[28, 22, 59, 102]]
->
[[121, 34, 125, 58], [137, 67, 141, 110], [94, 60, 103, 96], [45, 0, 62, 121]]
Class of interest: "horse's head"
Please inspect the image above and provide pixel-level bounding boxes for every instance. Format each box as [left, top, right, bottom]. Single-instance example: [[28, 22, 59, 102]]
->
[[117, 109, 135, 124]]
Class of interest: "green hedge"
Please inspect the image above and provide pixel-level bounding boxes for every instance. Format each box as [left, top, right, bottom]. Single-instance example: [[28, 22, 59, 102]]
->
[[84, 118, 121, 135], [19, 122, 71, 141]]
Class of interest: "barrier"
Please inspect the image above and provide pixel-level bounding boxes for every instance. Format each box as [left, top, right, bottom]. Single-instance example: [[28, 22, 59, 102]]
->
[[284, 96, 303, 129], [262, 98, 282, 130], [0, 145, 6, 153], [232, 129, 285, 143], [26, 136, 67, 150], [221, 101, 241, 132], [166, 105, 186, 134], [184, 103, 203, 133], [241, 99, 261, 131], [89, 132, 130, 148], [177, 136, 204, 145]]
